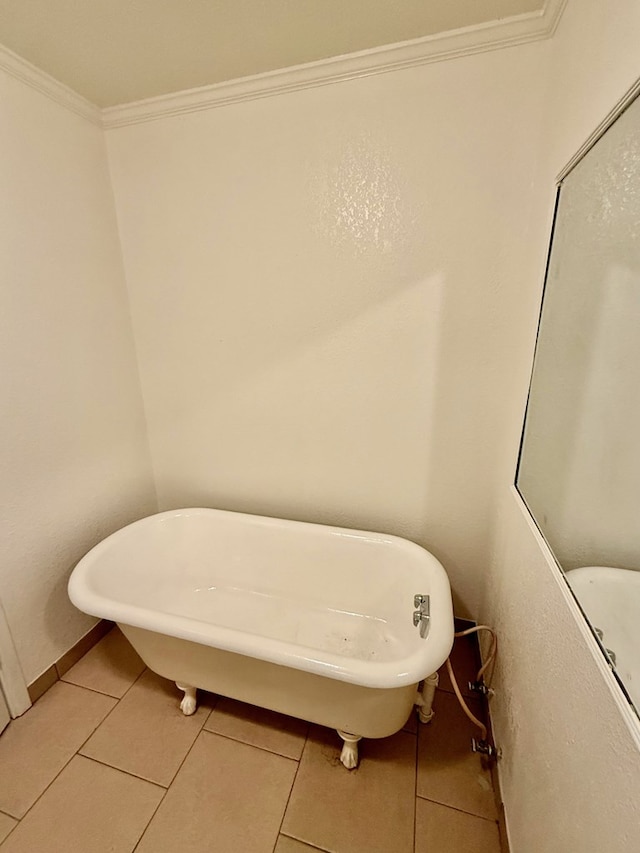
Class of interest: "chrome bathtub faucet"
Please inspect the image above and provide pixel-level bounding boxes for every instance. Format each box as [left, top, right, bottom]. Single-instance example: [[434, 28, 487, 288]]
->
[[413, 594, 430, 638]]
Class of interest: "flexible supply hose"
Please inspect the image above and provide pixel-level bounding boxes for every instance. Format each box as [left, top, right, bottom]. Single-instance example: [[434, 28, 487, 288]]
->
[[455, 624, 498, 683], [445, 625, 498, 743]]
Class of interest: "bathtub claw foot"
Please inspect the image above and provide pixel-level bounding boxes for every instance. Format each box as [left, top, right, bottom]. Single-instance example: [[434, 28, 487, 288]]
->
[[416, 672, 439, 724], [176, 683, 197, 715], [337, 730, 362, 769]]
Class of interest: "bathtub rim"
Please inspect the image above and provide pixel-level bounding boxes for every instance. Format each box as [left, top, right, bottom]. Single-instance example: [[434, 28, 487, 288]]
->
[[68, 507, 454, 690]]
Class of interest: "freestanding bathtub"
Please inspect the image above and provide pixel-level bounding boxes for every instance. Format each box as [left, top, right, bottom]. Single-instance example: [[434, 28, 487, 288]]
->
[[68, 508, 454, 767]]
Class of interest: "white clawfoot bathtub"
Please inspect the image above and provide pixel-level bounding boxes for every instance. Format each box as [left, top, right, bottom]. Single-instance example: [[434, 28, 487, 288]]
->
[[69, 508, 454, 767]]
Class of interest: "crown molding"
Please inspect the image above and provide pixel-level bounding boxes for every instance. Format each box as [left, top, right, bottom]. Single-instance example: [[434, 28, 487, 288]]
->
[[557, 72, 640, 183], [0, 0, 566, 130], [0, 42, 101, 126], [103, 0, 567, 129]]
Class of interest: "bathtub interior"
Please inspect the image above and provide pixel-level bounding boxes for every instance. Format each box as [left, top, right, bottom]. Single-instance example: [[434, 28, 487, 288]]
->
[[70, 508, 454, 686]]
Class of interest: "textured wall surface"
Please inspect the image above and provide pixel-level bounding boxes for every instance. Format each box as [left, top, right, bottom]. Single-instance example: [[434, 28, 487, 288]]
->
[[106, 42, 547, 617], [483, 1, 640, 851], [0, 70, 157, 683], [488, 492, 640, 852]]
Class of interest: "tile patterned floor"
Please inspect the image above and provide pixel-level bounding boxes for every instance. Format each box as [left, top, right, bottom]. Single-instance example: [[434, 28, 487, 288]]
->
[[0, 628, 503, 852]]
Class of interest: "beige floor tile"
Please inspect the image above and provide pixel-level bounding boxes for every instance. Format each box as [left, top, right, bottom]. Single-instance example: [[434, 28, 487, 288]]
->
[[417, 690, 496, 820], [438, 631, 482, 698], [61, 627, 145, 698], [0, 812, 17, 844], [415, 798, 501, 853], [80, 669, 212, 786], [136, 730, 297, 853], [204, 697, 309, 759], [275, 835, 328, 853], [282, 725, 416, 853], [0, 682, 116, 818], [0, 756, 164, 853]]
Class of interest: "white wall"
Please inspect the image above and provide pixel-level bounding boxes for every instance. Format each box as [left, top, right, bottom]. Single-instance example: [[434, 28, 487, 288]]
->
[[484, 2, 640, 851], [106, 42, 549, 617], [0, 70, 157, 684]]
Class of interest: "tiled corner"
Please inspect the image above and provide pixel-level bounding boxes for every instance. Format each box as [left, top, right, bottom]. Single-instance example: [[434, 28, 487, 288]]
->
[[55, 621, 113, 678], [61, 627, 145, 698], [415, 798, 501, 853], [0, 756, 164, 853], [80, 669, 213, 786], [282, 726, 416, 853], [0, 681, 116, 818], [0, 812, 17, 845], [26, 666, 58, 704], [417, 690, 496, 820], [204, 697, 309, 759], [135, 730, 297, 853]]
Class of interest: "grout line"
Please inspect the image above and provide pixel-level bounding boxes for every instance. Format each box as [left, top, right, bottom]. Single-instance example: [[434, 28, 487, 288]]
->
[[64, 670, 154, 795], [73, 668, 148, 758], [270, 725, 310, 852], [156, 692, 220, 788], [414, 792, 499, 823], [0, 820, 19, 847], [197, 692, 219, 730], [198, 727, 301, 768], [413, 714, 419, 853], [130, 715, 226, 852], [78, 688, 218, 790], [131, 785, 168, 853], [58, 677, 134, 701], [278, 833, 332, 853], [166, 722, 209, 779], [111, 665, 148, 701], [200, 724, 306, 762], [128, 766, 171, 853], [78, 753, 172, 790]]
